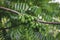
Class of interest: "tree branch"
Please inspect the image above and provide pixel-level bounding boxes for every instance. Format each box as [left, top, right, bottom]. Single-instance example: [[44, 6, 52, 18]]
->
[[0, 6, 19, 14], [37, 19, 60, 25], [0, 6, 60, 25]]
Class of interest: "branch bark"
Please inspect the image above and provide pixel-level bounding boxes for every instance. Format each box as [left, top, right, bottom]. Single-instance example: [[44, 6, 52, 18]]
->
[[0, 6, 19, 14], [37, 19, 60, 25], [0, 6, 60, 25]]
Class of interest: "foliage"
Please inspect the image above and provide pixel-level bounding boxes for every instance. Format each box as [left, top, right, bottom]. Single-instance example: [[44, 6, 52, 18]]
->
[[0, 0, 60, 40]]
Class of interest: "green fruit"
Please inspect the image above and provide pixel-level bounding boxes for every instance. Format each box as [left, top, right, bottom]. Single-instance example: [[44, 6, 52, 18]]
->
[[28, 18, 31, 21], [21, 16, 25, 23]]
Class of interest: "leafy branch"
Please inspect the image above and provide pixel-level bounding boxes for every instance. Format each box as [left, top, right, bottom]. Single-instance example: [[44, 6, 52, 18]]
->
[[0, 6, 60, 25]]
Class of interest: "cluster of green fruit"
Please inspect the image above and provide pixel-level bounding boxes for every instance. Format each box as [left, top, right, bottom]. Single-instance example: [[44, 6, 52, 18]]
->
[[10, 14, 49, 35]]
